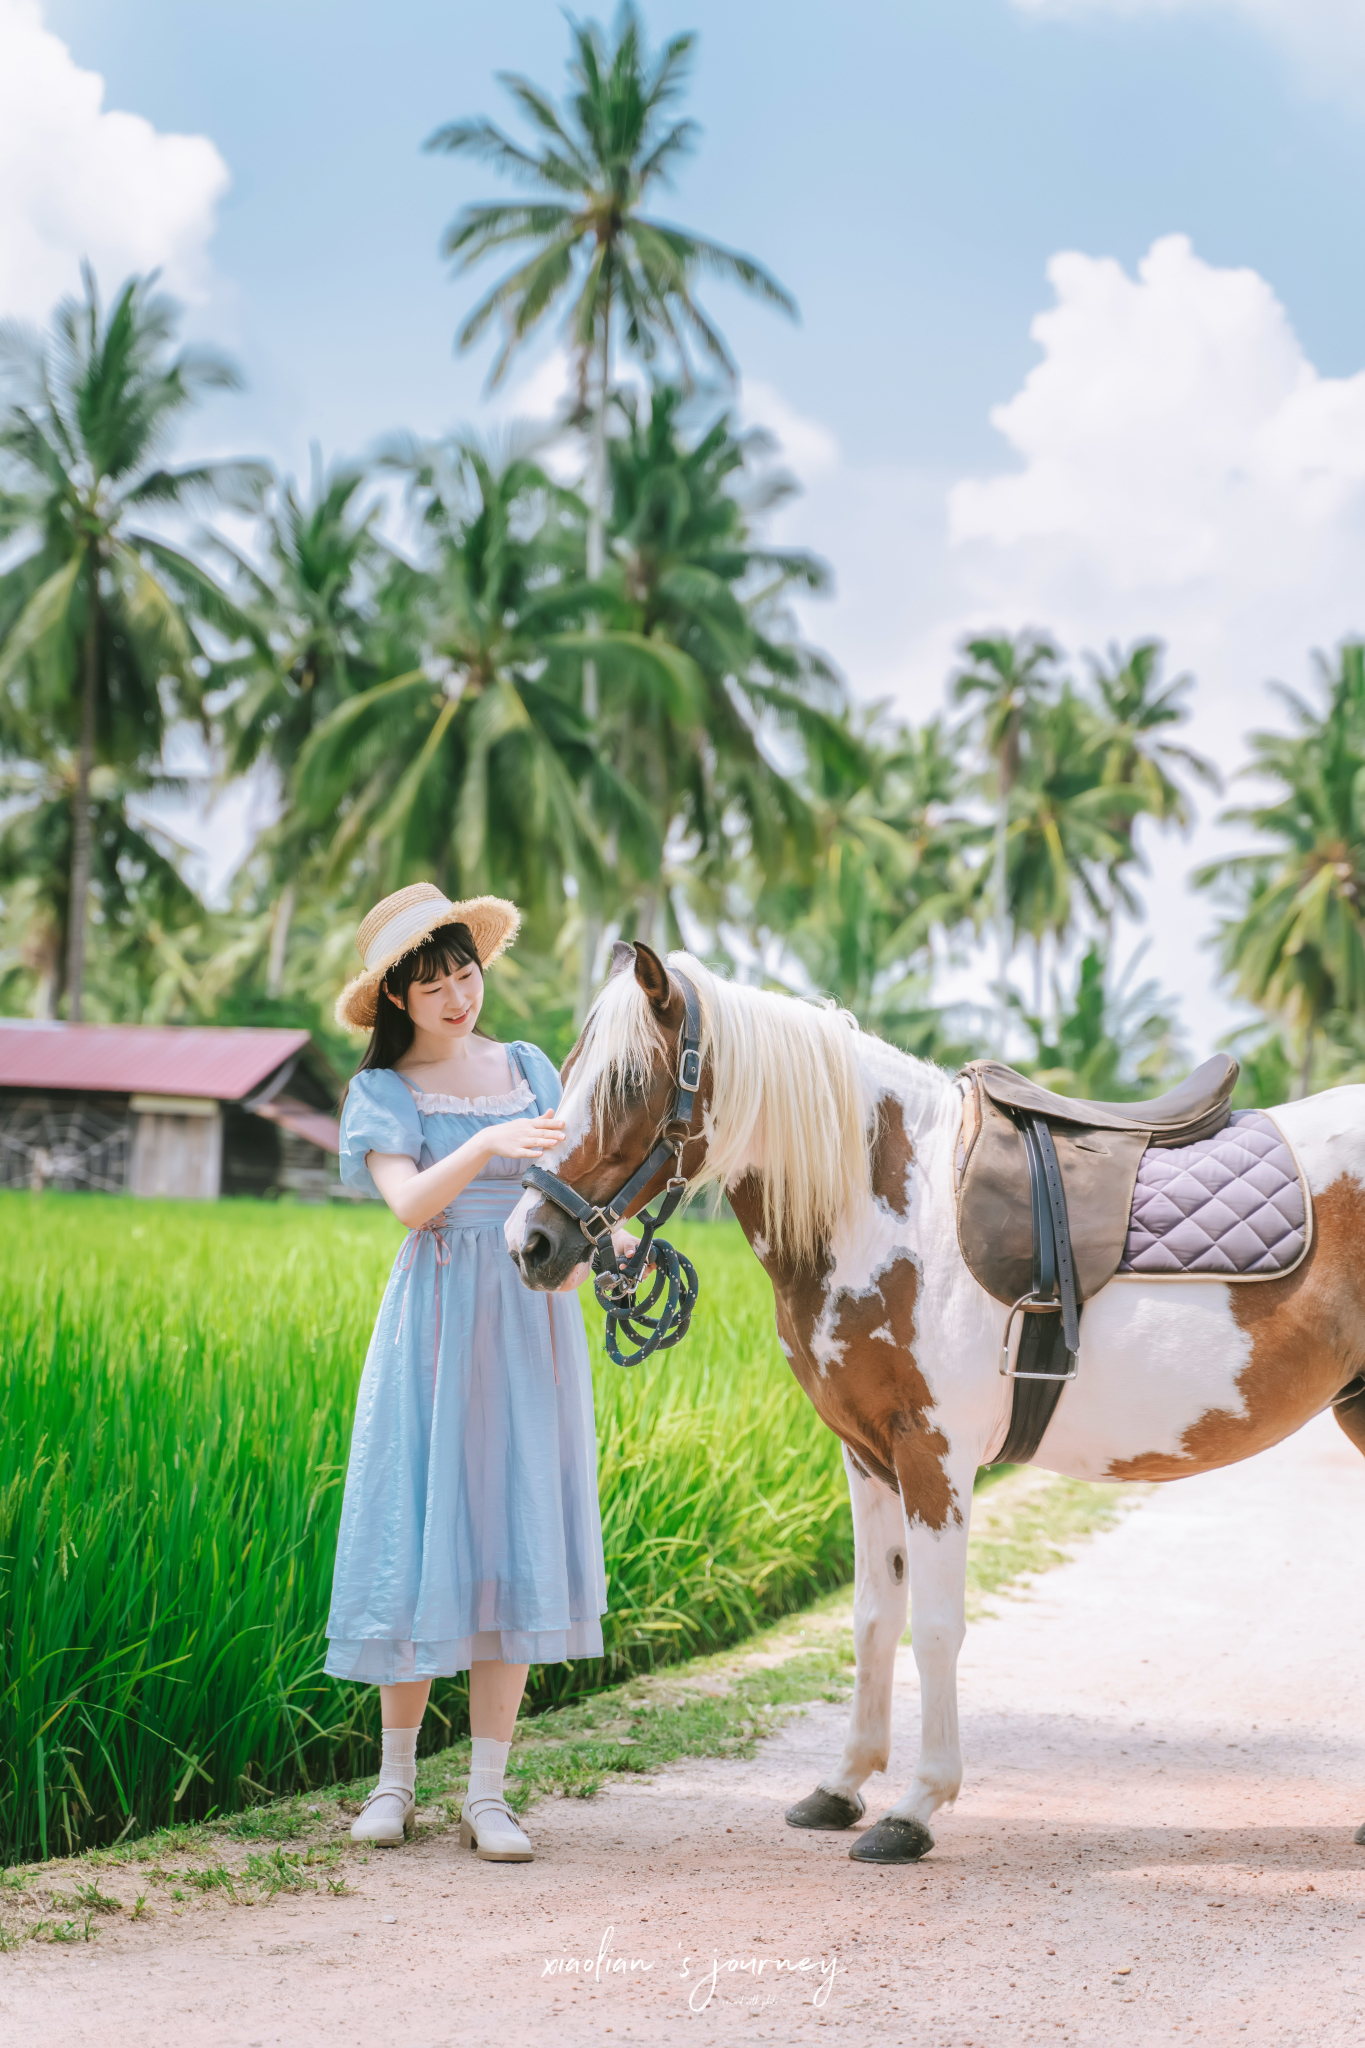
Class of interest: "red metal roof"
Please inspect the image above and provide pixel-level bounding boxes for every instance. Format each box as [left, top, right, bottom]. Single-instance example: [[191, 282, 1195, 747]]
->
[[0, 1022, 312, 1102], [253, 1097, 341, 1155]]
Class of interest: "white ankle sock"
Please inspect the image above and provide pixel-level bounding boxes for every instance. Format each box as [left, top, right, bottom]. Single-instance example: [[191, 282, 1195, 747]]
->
[[377, 1725, 419, 1797], [467, 1735, 511, 1804]]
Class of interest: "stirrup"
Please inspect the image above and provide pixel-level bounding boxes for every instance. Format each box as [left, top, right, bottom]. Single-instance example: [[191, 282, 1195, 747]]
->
[[999, 1293, 1079, 1381]]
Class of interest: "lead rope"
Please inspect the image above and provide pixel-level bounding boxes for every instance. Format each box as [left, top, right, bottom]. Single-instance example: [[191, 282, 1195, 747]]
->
[[597, 1240, 699, 1368], [591, 1139, 700, 1369]]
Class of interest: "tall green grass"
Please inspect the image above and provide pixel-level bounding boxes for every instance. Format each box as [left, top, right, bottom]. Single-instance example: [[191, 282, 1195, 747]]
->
[[0, 1193, 852, 1864]]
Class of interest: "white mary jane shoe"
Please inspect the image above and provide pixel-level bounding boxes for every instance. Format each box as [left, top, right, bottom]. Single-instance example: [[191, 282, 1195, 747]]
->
[[458, 1794, 533, 1862], [349, 1786, 415, 1845]]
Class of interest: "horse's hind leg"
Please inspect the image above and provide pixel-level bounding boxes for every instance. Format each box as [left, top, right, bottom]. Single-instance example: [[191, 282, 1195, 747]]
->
[[785, 1442, 909, 1831], [1331, 1386, 1365, 1847], [1333, 1381, 1365, 1458]]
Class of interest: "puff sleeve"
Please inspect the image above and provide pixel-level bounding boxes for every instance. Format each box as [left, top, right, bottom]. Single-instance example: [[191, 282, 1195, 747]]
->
[[513, 1041, 564, 1115], [338, 1069, 424, 1199]]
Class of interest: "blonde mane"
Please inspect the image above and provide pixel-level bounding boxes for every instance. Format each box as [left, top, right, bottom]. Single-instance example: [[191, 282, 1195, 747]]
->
[[575, 952, 875, 1268]]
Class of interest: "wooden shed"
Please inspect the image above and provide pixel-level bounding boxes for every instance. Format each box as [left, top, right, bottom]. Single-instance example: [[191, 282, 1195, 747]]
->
[[0, 1021, 356, 1201]]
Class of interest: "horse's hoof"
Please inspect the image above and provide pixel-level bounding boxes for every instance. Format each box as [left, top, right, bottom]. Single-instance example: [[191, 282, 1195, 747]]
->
[[784, 1786, 866, 1830], [848, 1813, 935, 1864], [1355, 1821, 1365, 1846]]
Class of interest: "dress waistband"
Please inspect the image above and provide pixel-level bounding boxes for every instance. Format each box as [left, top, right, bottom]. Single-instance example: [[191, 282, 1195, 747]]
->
[[392, 1177, 526, 1389], [438, 1178, 525, 1228]]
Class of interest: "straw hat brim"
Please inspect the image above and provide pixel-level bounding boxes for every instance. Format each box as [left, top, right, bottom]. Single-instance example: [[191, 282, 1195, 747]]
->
[[334, 895, 520, 1032]]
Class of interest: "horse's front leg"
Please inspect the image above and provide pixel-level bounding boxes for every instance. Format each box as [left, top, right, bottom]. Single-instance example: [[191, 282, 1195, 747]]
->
[[849, 1446, 977, 1864], [785, 1441, 910, 1832]]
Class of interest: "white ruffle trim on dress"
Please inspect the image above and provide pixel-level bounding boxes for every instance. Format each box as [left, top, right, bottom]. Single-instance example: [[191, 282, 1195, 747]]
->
[[325, 1616, 604, 1681], [399, 1076, 535, 1116]]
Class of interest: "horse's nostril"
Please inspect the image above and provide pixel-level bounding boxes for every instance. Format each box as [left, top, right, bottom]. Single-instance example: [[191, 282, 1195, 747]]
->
[[521, 1228, 553, 1271]]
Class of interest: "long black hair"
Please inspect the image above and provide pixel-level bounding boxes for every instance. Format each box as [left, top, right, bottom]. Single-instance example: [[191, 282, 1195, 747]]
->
[[351, 922, 494, 1084]]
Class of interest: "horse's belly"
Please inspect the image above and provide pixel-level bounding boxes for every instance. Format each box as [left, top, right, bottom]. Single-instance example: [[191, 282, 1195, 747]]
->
[[1026, 1278, 1271, 1481]]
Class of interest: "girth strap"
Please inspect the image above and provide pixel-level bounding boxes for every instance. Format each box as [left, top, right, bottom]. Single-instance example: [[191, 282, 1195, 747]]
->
[[995, 1111, 1082, 1466], [1022, 1117, 1080, 1357]]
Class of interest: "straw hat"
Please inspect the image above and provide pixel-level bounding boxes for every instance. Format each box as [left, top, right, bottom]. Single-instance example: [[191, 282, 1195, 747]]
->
[[335, 882, 520, 1031]]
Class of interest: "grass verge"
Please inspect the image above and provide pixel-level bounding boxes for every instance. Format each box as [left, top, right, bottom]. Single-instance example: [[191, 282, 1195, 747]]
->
[[1, 1201, 857, 1862], [0, 1466, 1144, 1944]]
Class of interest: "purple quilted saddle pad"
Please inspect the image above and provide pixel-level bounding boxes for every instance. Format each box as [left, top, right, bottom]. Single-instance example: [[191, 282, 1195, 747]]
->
[[1117, 1108, 1307, 1278]]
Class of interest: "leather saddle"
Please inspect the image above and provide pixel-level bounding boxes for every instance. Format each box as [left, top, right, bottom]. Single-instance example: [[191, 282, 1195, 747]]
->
[[955, 1052, 1239, 1463]]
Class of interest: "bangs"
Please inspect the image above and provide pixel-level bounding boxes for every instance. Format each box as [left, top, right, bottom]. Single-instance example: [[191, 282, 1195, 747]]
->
[[395, 924, 482, 986]]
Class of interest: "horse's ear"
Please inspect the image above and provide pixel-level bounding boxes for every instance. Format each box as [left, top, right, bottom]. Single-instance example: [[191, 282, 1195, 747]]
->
[[633, 941, 673, 1013], [608, 940, 636, 978]]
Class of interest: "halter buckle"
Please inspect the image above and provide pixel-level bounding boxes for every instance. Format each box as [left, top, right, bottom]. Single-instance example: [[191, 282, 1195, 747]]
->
[[678, 1046, 702, 1091], [580, 1207, 617, 1246]]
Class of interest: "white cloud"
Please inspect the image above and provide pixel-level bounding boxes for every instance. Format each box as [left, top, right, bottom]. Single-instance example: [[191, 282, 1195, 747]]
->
[[926, 231, 1365, 1044], [716, 235, 1365, 1050], [740, 379, 841, 481], [1011, 0, 1365, 103], [946, 233, 1365, 701], [0, 0, 228, 323]]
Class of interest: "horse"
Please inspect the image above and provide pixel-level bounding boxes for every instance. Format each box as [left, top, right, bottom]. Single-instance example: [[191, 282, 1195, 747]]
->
[[505, 940, 1365, 1863]]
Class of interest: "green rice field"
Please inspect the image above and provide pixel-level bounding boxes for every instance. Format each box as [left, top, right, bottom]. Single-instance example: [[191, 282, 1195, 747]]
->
[[0, 1192, 857, 1866]]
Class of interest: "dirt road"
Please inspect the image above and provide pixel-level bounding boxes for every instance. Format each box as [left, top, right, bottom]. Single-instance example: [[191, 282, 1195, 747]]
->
[[4, 1413, 1363, 2047]]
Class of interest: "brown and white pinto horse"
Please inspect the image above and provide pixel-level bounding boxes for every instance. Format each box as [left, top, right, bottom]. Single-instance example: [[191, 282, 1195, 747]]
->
[[506, 943, 1365, 1863]]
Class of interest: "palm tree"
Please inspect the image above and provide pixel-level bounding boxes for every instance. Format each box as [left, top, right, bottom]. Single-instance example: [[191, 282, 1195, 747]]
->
[[593, 384, 838, 948], [759, 707, 979, 1047], [0, 751, 199, 1021], [294, 435, 659, 922], [424, 2, 796, 716], [209, 454, 391, 993], [1196, 642, 1365, 1096], [1008, 942, 1184, 1101], [0, 267, 261, 1017], [1002, 687, 1143, 1015], [950, 629, 1060, 1013], [1087, 637, 1220, 962]]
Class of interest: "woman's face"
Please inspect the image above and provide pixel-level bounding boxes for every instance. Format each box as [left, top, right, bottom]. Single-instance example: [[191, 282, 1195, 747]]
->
[[387, 953, 484, 1040]]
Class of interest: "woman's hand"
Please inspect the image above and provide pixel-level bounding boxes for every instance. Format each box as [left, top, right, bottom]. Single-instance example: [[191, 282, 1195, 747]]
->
[[484, 1110, 567, 1162], [367, 1108, 567, 1230], [556, 1225, 653, 1293]]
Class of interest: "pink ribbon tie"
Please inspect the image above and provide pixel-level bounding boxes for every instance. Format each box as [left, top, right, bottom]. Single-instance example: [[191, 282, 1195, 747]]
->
[[394, 1217, 451, 1391]]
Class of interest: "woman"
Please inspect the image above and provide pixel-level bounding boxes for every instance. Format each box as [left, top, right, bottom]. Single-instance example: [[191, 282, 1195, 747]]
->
[[325, 881, 620, 1862]]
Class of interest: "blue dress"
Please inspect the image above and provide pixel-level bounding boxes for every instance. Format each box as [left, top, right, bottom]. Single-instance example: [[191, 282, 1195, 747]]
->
[[324, 1041, 608, 1682]]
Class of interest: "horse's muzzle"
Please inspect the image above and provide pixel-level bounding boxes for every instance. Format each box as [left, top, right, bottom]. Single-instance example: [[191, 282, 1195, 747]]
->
[[507, 1193, 583, 1291]]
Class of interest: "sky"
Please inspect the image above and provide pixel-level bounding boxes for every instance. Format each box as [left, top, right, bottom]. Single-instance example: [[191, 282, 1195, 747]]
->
[[6, 0, 1365, 1053]]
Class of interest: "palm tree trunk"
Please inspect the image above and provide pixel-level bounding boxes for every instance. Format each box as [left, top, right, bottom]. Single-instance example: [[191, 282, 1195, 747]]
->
[[574, 868, 610, 1030], [66, 547, 99, 1022], [29, 912, 63, 1021], [575, 923, 597, 1029], [266, 880, 296, 998], [577, 304, 612, 1018], [993, 793, 1010, 1050], [33, 967, 60, 1022], [583, 304, 611, 721]]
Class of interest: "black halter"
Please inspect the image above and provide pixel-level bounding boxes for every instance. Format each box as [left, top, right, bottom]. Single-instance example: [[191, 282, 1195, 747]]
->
[[522, 974, 703, 1368]]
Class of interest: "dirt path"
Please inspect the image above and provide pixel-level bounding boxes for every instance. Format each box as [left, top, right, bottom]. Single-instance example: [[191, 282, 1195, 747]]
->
[[5, 1414, 1363, 2048]]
